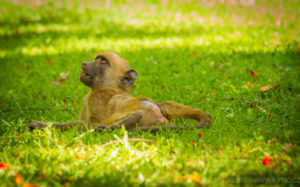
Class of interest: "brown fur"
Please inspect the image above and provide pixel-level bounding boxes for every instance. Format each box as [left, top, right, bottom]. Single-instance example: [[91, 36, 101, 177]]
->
[[30, 51, 212, 132]]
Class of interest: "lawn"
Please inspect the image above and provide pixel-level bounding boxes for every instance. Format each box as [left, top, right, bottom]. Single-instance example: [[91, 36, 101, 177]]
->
[[0, 0, 299, 186]]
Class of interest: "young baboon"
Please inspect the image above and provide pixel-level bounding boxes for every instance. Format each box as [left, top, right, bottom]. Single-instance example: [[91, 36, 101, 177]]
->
[[30, 52, 212, 132]]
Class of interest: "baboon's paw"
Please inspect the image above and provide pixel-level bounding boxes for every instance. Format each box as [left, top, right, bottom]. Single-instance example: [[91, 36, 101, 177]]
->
[[29, 121, 48, 131]]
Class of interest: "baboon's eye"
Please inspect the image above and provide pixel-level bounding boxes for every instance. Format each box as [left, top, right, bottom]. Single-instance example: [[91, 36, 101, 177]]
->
[[96, 56, 109, 64], [100, 59, 107, 64]]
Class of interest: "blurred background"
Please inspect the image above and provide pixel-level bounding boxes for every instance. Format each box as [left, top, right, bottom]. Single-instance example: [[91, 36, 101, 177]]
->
[[0, 0, 299, 121]]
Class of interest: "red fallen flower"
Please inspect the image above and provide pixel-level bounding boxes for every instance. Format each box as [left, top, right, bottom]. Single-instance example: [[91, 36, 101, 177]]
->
[[197, 132, 202, 138], [0, 162, 10, 170], [46, 59, 52, 65], [16, 152, 23, 159], [219, 149, 224, 154], [16, 29, 21, 35], [250, 69, 259, 78], [262, 156, 271, 166]]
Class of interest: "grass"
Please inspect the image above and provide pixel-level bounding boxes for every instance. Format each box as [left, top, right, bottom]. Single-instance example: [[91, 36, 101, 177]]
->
[[0, 0, 299, 186]]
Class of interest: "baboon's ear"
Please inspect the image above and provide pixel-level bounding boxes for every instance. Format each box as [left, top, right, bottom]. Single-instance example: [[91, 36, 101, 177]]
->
[[121, 69, 138, 87]]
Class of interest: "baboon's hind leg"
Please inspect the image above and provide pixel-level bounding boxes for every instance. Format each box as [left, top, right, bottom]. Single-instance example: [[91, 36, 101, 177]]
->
[[157, 101, 212, 128]]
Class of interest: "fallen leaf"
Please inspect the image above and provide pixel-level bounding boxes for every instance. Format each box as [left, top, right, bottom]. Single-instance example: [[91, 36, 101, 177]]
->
[[59, 72, 69, 84], [248, 147, 261, 153], [16, 152, 22, 159], [280, 153, 287, 158], [177, 174, 202, 185], [0, 163, 10, 170], [52, 80, 59, 87], [221, 74, 231, 82], [208, 114, 212, 120], [250, 69, 258, 78], [15, 174, 23, 185], [285, 160, 291, 165], [212, 89, 215, 94], [197, 132, 202, 138], [256, 105, 267, 113], [283, 143, 292, 151], [16, 29, 21, 35], [39, 168, 46, 178], [269, 138, 275, 143], [219, 149, 223, 154], [46, 59, 52, 65], [191, 141, 196, 146], [242, 85, 248, 89], [75, 153, 85, 160], [192, 51, 197, 57], [234, 146, 241, 152], [259, 85, 279, 92], [275, 20, 281, 27], [242, 82, 253, 89]]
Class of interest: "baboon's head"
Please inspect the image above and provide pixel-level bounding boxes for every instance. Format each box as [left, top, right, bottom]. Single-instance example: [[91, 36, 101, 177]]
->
[[80, 51, 137, 91]]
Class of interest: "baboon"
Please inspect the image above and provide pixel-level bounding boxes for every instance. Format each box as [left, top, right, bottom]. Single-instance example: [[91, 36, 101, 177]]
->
[[30, 52, 212, 132]]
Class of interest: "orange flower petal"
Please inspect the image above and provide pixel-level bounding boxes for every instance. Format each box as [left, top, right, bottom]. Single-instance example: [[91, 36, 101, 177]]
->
[[22, 182, 33, 187], [177, 174, 202, 185], [15, 174, 23, 185], [0, 163, 10, 170]]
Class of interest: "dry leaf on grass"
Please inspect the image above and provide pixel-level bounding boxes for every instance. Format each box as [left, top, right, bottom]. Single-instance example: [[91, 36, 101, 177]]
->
[[259, 85, 279, 92], [59, 72, 69, 84]]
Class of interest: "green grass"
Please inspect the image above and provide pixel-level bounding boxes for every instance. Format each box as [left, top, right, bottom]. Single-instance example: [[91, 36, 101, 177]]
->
[[0, 0, 299, 186]]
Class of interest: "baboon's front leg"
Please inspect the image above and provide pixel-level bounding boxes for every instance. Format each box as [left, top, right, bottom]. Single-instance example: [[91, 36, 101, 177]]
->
[[29, 121, 95, 131], [30, 110, 143, 132], [157, 101, 212, 128]]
